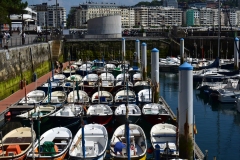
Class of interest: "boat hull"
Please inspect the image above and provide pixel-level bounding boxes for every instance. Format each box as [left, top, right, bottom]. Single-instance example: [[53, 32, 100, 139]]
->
[[87, 115, 112, 125], [112, 154, 146, 160], [69, 152, 106, 160], [27, 150, 67, 160], [143, 114, 172, 125], [48, 116, 81, 126], [115, 115, 140, 124], [0, 154, 27, 160]]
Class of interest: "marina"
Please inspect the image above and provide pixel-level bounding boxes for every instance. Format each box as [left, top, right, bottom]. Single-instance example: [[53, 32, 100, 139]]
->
[[0, 50, 207, 160], [0, 36, 239, 160]]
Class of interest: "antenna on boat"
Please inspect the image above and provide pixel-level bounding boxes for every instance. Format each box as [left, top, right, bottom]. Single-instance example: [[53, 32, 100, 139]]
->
[[81, 112, 85, 158], [47, 78, 52, 104], [24, 78, 27, 102], [217, 0, 221, 58], [30, 117, 35, 160], [98, 76, 100, 104], [38, 112, 41, 155], [125, 73, 131, 160]]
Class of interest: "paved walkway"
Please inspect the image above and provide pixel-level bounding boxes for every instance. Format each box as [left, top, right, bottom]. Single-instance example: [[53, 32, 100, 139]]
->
[[0, 62, 71, 113]]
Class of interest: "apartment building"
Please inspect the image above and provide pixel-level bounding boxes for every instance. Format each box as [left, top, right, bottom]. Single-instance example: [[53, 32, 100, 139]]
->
[[134, 6, 182, 28], [185, 9, 200, 26], [120, 6, 135, 28], [199, 8, 218, 26], [30, 3, 66, 28], [75, 2, 121, 28]]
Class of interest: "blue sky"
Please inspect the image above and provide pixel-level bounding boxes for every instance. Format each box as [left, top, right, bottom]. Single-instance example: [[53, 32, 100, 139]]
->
[[25, 0, 152, 15]]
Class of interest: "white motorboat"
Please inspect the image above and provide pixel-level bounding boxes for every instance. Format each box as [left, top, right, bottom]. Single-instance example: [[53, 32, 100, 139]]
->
[[87, 104, 113, 125], [67, 90, 89, 103], [114, 104, 141, 124], [116, 81, 133, 87], [99, 72, 115, 86], [217, 88, 240, 103], [16, 104, 56, 120], [110, 124, 147, 159], [150, 123, 179, 157], [114, 90, 136, 103], [105, 64, 116, 70], [138, 89, 152, 103], [82, 74, 99, 82], [91, 91, 113, 104], [69, 123, 108, 160], [0, 127, 36, 159], [116, 73, 130, 82], [27, 127, 72, 160], [49, 104, 83, 119], [193, 68, 230, 82], [51, 74, 66, 82], [42, 91, 67, 104], [133, 73, 142, 81], [142, 103, 172, 125], [66, 74, 83, 82], [18, 90, 45, 104]]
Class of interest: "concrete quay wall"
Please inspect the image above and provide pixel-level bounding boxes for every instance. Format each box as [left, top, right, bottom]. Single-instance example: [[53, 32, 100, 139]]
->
[[0, 42, 54, 100]]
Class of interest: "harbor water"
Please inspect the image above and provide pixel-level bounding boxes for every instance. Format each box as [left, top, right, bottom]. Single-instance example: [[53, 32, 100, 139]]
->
[[1, 72, 240, 160], [161, 72, 240, 160]]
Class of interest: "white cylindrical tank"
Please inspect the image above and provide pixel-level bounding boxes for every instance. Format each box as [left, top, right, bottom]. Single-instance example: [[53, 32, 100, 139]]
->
[[122, 38, 126, 59], [141, 43, 147, 80], [234, 37, 239, 69], [178, 62, 193, 138], [135, 39, 140, 65], [180, 38, 184, 64]]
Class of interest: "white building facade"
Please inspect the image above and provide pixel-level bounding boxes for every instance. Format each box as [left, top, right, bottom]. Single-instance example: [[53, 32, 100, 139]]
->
[[75, 2, 121, 28]]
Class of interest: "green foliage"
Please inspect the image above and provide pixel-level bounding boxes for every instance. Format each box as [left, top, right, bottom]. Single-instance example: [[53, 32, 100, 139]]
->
[[135, 0, 162, 6], [0, 0, 28, 32], [179, 134, 193, 160], [67, 7, 77, 28]]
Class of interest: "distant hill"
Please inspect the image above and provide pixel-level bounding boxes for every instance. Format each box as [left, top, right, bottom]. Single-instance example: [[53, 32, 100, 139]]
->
[[135, 0, 162, 6]]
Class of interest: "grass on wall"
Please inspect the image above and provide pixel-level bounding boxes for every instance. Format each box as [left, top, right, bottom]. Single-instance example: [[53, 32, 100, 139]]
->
[[0, 61, 51, 100]]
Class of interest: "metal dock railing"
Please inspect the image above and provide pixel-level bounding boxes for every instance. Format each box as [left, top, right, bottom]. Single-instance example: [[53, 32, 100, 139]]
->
[[159, 96, 205, 159]]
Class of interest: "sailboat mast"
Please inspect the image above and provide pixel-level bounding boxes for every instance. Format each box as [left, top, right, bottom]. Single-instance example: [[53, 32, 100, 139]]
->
[[30, 118, 35, 160], [217, 0, 221, 58], [125, 78, 130, 160]]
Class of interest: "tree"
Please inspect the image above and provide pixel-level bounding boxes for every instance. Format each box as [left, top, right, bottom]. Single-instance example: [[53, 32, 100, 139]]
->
[[0, 0, 9, 32], [4, 0, 28, 34], [67, 7, 77, 28]]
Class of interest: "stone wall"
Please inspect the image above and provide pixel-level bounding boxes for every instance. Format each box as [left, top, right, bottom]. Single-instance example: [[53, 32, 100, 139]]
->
[[0, 42, 52, 81], [0, 42, 54, 100]]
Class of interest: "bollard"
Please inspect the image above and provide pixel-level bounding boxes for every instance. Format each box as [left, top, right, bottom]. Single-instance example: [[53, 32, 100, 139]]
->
[[154, 144, 160, 160], [32, 72, 37, 82], [19, 80, 23, 89]]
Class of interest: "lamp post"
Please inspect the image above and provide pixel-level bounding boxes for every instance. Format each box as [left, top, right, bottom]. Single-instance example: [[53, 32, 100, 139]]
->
[[21, 13, 25, 45], [45, 9, 48, 42], [56, 0, 58, 29]]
